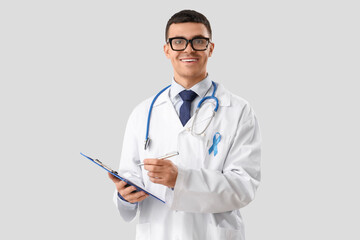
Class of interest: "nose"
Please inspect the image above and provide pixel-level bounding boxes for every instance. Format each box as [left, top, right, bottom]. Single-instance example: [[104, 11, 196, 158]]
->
[[183, 41, 195, 53]]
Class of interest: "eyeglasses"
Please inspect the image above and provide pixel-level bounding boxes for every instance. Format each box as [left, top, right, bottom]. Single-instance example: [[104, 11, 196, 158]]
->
[[167, 37, 211, 51]]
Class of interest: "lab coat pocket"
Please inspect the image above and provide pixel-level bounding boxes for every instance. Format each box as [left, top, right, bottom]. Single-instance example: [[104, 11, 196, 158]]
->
[[136, 223, 150, 240], [206, 225, 244, 240]]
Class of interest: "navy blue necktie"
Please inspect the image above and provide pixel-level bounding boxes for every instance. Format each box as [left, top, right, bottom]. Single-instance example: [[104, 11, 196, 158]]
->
[[179, 90, 198, 126]]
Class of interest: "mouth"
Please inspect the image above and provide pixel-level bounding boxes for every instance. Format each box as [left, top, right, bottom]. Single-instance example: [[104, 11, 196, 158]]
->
[[180, 58, 199, 63]]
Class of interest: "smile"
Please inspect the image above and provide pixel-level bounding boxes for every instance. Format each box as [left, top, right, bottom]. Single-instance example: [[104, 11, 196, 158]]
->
[[180, 58, 199, 62]]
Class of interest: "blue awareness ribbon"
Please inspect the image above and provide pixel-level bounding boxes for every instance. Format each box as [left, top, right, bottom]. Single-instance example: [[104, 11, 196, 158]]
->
[[208, 132, 221, 156]]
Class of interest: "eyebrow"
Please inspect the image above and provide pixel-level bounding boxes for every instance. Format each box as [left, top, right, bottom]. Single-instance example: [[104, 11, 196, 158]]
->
[[169, 35, 209, 39]]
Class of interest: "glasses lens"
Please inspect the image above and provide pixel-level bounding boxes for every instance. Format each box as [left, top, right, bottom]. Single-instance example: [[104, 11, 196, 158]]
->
[[192, 38, 209, 51], [170, 38, 187, 50]]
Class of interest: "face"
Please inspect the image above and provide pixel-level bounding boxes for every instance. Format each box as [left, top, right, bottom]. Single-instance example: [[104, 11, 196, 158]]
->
[[164, 22, 214, 85]]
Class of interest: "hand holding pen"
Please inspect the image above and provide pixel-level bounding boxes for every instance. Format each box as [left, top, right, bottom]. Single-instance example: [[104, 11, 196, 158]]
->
[[140, 151, 179, 188], [138, 151, 179, 166]]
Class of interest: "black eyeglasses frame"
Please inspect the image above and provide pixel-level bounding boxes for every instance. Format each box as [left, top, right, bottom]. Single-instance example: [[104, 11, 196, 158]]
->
[[167, 37, 211, 51]]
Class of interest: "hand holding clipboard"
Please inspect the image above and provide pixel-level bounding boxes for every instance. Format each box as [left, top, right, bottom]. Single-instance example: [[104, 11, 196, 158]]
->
[[80, 152, 165, 203]]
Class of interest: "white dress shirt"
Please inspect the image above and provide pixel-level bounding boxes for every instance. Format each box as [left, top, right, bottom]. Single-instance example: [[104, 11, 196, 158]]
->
[[168, 75, 213, 118]]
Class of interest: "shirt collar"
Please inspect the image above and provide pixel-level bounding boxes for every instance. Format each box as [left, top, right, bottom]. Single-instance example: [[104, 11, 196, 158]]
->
[[153, 77, 231, 108], [169, 74, 212, 101]]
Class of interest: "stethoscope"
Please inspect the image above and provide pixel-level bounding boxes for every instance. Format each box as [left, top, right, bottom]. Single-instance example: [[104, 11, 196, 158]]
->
[[144, 81, 219, 150]]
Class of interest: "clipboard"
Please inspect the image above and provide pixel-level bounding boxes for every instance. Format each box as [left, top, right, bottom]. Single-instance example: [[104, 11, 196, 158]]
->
[[80, 152, 165, 203]]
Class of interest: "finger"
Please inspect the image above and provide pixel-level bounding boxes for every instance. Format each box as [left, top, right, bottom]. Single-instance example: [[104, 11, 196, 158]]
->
[[149, 177, 164, 184], [143, 158, 166, 166], [127, 191, 149, 203], [144, 164, 164, 172], [113, 181, 128, 193], [108, 172, 120, 183], [148, 171, 163, 179], [116, 180, 128, 189], [134, 194, 149, 203], [121, 185, 138, 196]]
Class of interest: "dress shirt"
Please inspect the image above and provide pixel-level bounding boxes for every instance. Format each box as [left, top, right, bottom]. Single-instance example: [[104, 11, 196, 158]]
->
[[168, 75, 213, 118]]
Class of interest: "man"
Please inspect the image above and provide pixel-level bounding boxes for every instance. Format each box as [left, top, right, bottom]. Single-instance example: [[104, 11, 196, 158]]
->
[[108, 10, 261, 240]]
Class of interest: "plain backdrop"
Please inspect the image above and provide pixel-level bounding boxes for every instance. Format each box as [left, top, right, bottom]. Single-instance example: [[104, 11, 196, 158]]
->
[[1, 0, 359, 239]]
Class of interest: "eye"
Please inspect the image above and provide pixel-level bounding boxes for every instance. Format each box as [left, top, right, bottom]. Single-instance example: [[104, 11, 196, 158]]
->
[[173, 39, 185, 45], [194, 39, 205, 45]]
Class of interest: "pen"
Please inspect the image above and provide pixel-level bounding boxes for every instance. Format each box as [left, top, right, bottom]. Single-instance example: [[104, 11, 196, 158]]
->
[[137, 151, 179, 166]]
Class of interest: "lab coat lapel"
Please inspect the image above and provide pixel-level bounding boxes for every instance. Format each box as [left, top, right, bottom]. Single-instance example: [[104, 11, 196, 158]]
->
[[152, 88, 184, 132]]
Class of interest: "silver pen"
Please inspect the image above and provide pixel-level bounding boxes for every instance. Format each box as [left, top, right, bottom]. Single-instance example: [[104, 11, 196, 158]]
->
[[137, 151, 179, 166]]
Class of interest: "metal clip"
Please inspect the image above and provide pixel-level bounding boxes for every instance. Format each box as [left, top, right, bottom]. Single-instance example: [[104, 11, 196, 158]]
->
[[144, 138, 150, 150]]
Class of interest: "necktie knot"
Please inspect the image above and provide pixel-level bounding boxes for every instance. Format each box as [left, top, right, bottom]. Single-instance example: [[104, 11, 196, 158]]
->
[[179, 90, 197, 102]]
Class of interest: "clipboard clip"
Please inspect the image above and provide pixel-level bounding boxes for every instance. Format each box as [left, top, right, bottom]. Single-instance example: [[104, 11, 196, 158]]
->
[[94, 158, 118, 175]]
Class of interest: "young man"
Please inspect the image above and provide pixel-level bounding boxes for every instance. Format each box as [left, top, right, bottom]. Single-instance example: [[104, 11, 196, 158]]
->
[[109, 10, 261, 240]]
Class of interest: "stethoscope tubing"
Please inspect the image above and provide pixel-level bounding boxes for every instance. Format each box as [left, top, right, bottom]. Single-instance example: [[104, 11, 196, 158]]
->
[[145, 81, 218, 150], [145, 84, 171, 149], [197, 81, 219, 112]]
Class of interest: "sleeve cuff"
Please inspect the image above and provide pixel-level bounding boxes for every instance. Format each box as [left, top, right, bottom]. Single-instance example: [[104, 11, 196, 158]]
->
[[167, 165, 187, 209]]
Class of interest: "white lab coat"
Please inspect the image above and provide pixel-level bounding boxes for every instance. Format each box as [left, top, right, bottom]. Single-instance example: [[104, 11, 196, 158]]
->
[[113, 82, 261, 240]]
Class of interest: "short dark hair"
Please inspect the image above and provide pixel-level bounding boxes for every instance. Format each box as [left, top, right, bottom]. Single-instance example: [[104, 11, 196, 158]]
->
[[165, 10, 212, 41]]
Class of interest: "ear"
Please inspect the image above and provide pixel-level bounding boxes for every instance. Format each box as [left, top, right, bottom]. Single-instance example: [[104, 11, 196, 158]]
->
[[208, 42, 215, 57], [164, 43, 171, 59]]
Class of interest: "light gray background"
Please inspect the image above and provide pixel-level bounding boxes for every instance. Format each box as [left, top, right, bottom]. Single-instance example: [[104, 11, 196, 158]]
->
[[1, 0, 359, 239]]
